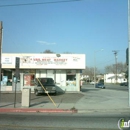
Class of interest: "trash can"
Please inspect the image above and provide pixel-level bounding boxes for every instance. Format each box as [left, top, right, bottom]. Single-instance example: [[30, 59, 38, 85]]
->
[[21, 88, 31, 107]]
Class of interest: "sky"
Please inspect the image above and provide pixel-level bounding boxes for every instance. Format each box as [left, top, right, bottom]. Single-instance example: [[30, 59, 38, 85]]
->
[[0, 0, 128, 73]]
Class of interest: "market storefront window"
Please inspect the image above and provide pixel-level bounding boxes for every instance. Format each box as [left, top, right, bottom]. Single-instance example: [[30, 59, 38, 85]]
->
[[66, 70, 76, 86], [23, 70, 36, 86], [2, 69, 13, 86]]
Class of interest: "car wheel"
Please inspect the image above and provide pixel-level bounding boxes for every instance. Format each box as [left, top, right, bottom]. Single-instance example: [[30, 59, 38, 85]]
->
[[35, 90, 39, 96]]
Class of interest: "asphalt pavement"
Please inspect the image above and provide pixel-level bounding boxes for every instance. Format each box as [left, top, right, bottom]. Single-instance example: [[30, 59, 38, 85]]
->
[[0, 83, 130, 114], [0, 113, 129, 130]]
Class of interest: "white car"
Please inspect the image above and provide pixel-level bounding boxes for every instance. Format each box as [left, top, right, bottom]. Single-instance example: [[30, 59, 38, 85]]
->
[[90, 81, 96, 85]]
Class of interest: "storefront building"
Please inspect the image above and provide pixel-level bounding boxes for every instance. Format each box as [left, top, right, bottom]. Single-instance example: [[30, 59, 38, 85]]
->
[[1, 53, 86, 92]]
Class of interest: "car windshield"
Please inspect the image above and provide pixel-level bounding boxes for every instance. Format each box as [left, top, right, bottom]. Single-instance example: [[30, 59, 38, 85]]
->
[[36, 78, 54, 85], [98, 83, 102, 85]]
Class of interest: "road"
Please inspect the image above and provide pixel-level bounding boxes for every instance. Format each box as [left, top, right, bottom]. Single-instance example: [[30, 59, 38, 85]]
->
[[0, 83, 129, 130], [81, 83, 128, 92], [0, 113, 130, 130], [104, 84, 128, 91]]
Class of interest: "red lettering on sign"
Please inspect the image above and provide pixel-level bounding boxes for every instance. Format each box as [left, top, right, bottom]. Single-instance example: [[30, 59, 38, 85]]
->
[[53, 59, 67, 61]]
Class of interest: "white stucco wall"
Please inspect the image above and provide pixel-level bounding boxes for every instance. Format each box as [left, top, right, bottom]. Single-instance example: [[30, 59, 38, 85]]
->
[[104, 73, 127, 83], [1, 53, 85, 92]]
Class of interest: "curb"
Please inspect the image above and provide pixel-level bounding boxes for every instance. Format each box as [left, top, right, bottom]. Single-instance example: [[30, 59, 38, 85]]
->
[[77, 109, 130, 113], [0, 108, 129, 114], [0, 108, 77, 113]]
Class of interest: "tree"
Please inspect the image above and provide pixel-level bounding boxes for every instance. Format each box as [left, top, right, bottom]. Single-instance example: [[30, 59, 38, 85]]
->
[[42, 49, 54, 53], [105, 62, 127, 74], [63, 52, 74, 54], [82, 66, 100, 81], [82, 66, 93, 81]]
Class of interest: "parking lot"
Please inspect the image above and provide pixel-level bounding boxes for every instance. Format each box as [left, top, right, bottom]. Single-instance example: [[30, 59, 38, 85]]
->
[[0, 92, 84, 109], [0, 83, 129, 112]]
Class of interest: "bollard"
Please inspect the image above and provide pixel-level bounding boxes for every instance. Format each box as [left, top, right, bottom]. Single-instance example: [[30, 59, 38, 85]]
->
[[21, 88, 31, 107]]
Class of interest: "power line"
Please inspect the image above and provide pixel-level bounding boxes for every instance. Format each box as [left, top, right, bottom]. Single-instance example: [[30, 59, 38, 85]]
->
[[0, 0, 82, 8]]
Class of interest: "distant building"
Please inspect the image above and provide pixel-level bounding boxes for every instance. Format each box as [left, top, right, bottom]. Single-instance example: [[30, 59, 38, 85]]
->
[[104, 73, 127, 83], [96, 74, 104, 82], [80, 75, 89, 80]]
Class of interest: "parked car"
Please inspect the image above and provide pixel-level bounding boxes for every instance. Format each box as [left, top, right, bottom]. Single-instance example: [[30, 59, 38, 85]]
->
[[95, 83, 105, 89], [120, 82, 128, 86], [34, 78, 57, 96], [90, 81, 96, 85]]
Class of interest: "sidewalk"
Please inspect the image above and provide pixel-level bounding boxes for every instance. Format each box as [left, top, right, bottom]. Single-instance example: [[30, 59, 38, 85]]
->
[[0, 86, 130, 114]]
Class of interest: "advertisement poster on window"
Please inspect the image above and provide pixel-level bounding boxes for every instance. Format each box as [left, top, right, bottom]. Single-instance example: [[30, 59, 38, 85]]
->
[[24, 75, 35, 86], [2, 76, 8, 86]]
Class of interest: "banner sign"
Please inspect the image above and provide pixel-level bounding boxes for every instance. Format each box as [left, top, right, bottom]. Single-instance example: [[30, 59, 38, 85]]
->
[[2, 54, 86, 69]]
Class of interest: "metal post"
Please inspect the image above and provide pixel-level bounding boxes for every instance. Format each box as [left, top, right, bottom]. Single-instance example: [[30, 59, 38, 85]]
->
[[14, 57, 20, 108], [112, 51, 118, 84], [94, 49, 103, 88], [94, 52, 96, 88], [115, 52, 118, 84], [0, 22, 3, 103], [128, 0, 130, 107], [14, 81, 17, 108]]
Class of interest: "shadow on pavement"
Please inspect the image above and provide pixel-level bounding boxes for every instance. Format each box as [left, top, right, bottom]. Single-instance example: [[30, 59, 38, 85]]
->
[[30, 101, 49, 107], [81, 88, 101, 92], [0, 103, 14, 108], [31, 95, 45, 101], [105, 88, 128, 91]]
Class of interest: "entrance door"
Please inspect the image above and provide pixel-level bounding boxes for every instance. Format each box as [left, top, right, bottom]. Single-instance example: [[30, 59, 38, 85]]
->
[[46, 70, 55, 80]]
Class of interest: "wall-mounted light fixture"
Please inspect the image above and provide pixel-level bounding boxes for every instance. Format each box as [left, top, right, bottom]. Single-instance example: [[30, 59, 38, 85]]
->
[[56, 54, 61, 57]]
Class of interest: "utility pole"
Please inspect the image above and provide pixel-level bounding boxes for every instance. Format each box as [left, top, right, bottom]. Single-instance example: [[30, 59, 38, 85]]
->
[[112, 50, 118, 84], [14, 57, 20, 108], [128, 0, 130, 107], [94, 49, 103, 88], [0, 22, 3, 103]]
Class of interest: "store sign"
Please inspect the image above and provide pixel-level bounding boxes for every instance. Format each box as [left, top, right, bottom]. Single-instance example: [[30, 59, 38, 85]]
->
[[2, 57, 12, 64], [2, 54, 86, 69], [21, 56, 68, 65], [20, 55, 85, 68]]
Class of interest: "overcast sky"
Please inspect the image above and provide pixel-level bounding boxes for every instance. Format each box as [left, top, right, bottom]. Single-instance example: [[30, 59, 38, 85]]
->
[[0, 0, 128, 73]]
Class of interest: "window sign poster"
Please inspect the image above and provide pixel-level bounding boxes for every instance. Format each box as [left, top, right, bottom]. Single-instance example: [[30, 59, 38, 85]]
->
[[66, 81, 76, 86], [24, 75, 31, 86], [30, 75, 35, 86], [1, 81, 3, 86], [2, 76, 8, 86], [24, 75, 35, 86], [13, 77, 17, 83]]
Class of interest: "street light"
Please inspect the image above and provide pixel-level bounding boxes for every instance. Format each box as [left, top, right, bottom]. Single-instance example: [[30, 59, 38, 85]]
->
[[94, 49, 103, 88]]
